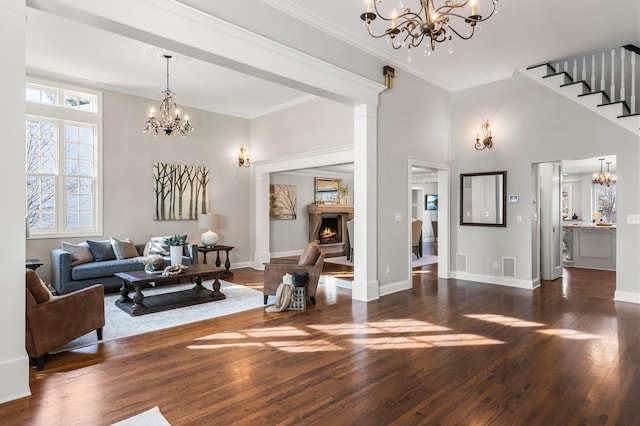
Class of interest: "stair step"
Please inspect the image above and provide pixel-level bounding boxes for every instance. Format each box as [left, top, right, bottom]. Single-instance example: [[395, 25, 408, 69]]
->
[[559, 81, 591, 97], [578, 91, 610, 108], [525, 63, 555, 78], [542, 71, 573, 86], [597, 101, 631, 116]]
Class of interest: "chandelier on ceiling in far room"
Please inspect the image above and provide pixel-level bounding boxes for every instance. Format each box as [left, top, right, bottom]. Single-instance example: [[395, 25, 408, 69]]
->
[[143, 54, 194, 137], [360, 0, 498, 58], [592, 158, 617, 187]]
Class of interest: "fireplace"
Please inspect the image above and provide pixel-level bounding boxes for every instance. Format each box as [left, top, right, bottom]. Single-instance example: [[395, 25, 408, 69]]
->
[[307, 204, 354, 257], [319, 216, 342, 244]]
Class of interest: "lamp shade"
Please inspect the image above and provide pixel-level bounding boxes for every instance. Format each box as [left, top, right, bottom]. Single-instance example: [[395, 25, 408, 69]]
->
[[198, 213, 219, 247]]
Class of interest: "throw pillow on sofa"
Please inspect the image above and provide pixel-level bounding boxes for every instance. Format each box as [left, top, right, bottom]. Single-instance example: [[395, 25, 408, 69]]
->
[[61, 241, 94, 266], [86, 240, 117, 262], [147, 235, 188, 257], [110, 237, 139, 260]]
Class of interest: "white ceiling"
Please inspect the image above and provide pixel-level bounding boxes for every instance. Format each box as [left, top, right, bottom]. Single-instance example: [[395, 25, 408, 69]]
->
[[25, 1, 639, 119]]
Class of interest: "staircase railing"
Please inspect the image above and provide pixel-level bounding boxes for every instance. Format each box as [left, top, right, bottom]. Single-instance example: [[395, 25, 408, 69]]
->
[[548, 45, 639, 115]]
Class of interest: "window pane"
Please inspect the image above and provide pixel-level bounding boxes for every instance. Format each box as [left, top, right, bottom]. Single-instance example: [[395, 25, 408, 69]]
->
[[79, 212, 92, 227], [42, 139, 55, 158], [41, 122, 55, 139], [65, 96, 79, 109], [79, 178, 92, 193], [78, 143, 92, 160], [26, 120, 40, 137], [78, 160, 92, 176], [79, 127, 92, 144], [42, 90, 56, 104], [26, 88, 40, 102], [41, 158, 55, 174], [66, 158, 79, 175], [66, 125, 79, 143], [67, 194, 79, 210], [41, 211, 55, 229], [66, 211, 79, 227], [79, 194, 92, 210]]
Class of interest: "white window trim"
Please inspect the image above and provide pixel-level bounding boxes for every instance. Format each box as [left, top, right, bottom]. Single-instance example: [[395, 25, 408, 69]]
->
[[26, 76, 103, 239]]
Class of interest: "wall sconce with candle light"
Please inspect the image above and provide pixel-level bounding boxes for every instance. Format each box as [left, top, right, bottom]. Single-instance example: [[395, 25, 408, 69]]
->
[[475, 121, 493, 150], [238, 145, 250, 167]]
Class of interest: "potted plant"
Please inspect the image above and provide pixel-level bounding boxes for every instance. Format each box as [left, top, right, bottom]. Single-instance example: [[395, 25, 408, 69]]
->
[[165, 234, 185, 266]]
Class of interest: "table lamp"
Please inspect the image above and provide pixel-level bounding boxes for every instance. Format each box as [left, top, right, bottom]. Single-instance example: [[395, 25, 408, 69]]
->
[[198, 213, 219, 247]]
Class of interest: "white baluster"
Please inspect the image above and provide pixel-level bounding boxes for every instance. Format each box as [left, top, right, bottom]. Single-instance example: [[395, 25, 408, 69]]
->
[[610, 49, 615, 101], [601, 51, 606, 93], [631, 53, 637, 114], [573, 58, 577, 80], [582, 56, 586, 83], [620, 48, 625, 107], [591, 53, 596, 91]]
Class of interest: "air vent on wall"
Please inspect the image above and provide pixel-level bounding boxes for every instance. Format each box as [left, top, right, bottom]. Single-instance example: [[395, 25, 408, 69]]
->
[[503, 257, 516, 278], [456, 253, 467, 272]]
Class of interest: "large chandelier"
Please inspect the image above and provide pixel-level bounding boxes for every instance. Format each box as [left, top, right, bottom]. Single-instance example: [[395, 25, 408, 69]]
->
[[592, 158, 617, 187], [143, 54, 194, 137], [360, 0, 498, 57]]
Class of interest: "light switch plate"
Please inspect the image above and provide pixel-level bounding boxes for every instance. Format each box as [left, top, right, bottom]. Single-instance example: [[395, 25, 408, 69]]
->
[[627, 214, 640, 225], [395, 213, 402, 221]]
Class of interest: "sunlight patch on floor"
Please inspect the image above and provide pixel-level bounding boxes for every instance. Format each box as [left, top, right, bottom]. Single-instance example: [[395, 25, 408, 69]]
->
[[537, 329, 601, 340], [465, 314, 546, 327], [352, 333, 504, 349], [266, 340, 343, 352], [308, 319, 451, 335]]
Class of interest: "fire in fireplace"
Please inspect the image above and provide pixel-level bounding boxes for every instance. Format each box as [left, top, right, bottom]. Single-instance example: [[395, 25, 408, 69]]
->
[[318, 217, 341, 244]]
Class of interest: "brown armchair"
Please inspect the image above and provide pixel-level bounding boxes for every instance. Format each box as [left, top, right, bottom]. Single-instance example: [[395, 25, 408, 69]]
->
[[25, 269, 105, 370], [263, 242, 325, 305]]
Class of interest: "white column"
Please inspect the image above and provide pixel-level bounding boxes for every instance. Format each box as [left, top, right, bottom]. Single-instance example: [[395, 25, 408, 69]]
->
[[352, 103, 380, 302], [0, 0, 31, 403], [253, 171, 271, 269]]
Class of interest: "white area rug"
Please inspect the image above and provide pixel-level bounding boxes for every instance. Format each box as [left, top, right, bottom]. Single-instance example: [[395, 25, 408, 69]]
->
[[325, 255, 438, 268], [53, 280, 263, 354], [111, 406, 171, 426]]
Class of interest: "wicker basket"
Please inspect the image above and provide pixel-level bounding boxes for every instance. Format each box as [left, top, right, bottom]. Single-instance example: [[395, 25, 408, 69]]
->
[[287, 287, 306, 310]]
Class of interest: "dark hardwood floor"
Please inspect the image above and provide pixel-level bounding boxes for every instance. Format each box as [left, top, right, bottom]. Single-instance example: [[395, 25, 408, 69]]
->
[[1, 253, 638, 425]]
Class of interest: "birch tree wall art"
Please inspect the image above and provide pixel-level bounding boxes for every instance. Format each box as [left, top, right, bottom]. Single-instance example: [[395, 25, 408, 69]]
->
[[270, 184, 297, 220], [153, 162, 209, 220]]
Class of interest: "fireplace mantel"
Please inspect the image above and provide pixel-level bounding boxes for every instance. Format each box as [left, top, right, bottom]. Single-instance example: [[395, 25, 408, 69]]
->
[[307, 204, 354, 257]]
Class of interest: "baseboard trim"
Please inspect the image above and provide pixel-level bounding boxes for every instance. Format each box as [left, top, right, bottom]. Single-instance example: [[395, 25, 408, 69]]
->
[[379, 280, 412, 297], [230, 261, 254, 270], [0, 355, 30, 404], [451, 271, 539, 290], [614, 290, 640, 305]]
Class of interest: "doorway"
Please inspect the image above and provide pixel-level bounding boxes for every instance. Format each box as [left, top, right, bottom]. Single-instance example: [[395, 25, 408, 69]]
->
[[408, 160, 450, 280]]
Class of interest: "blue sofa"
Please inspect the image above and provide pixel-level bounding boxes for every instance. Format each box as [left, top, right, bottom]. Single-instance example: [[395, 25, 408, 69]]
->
[[51, 243, 199, 294]]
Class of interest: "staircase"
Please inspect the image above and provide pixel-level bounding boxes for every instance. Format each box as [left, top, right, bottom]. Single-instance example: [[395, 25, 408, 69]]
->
[[522, 45, 640, 136]]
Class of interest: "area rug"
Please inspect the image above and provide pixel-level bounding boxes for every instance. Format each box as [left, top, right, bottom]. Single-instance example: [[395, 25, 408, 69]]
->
[[325, 255, 438, 268], [111, 406, 171, 426], [52, 280, 263, 354]]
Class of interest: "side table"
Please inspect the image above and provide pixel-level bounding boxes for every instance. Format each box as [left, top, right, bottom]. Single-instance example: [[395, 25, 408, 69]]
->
[[26, 259, 44, 271], [197, 245, 234, 271]]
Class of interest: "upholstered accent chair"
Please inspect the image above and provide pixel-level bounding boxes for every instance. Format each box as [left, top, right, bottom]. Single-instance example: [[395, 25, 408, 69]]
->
[[346, 219, 355, 261], [411, 218, 423, 259], [25, 268, 105, 370], [263, 242, 325, 305]]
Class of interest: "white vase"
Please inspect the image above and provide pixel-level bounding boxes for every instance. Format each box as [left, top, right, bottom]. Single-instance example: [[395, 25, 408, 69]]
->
[[170, 245, 183, 266]]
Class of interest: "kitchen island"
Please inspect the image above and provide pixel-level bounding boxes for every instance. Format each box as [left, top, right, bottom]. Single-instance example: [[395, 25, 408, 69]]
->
[[562, 222, 616, 270]]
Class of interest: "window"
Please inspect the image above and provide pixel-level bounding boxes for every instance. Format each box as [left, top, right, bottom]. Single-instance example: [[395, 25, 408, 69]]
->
[[26, 79, 101, 237], [592, 184, 617, 224]]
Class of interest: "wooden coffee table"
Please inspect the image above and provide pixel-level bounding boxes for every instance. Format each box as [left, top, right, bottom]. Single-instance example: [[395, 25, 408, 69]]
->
[[115, 264, 233, 316]]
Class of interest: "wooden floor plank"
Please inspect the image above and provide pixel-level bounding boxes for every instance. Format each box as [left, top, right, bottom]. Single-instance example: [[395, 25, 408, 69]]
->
[[1, 257, 639, 425]]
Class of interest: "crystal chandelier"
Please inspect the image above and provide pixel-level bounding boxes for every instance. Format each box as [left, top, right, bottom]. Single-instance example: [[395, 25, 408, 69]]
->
[[143, 54, 194, 137], [360, 0, 498, 57], [592, 158, 617, 187]]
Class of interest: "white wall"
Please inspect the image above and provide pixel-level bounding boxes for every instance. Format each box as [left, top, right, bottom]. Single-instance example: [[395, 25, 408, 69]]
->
[[451, 71, 640, 298], [377, 69, 451, 288], [26, 86, 253, 283]]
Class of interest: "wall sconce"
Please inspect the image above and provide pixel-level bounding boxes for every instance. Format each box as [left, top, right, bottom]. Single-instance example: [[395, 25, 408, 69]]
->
[[475, 121, 493, 150], [383, 65, 395, 89], [238, 145, 250, 167]]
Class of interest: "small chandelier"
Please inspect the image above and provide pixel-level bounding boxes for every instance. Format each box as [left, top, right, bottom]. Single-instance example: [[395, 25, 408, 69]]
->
[[360, 0, 498, 57], [143, 54, 194, 137], [592, 158, 617, 186], [474, 120, 493, 150]]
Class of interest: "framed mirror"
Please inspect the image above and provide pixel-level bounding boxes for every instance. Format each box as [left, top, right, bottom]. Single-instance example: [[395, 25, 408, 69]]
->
[[315, 177, 342, 204], [460, 171, 507, 227]]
